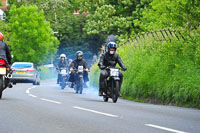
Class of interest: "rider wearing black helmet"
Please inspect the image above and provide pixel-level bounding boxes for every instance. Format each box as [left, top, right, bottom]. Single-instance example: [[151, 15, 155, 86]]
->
[[69, 51, 90, 87], [98, 42, 127, 96]]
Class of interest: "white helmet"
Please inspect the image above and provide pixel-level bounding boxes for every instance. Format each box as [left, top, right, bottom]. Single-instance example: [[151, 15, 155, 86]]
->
[[60, 54, 66, 59]]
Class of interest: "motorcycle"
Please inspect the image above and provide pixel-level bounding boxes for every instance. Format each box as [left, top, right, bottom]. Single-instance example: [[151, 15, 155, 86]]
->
[[102, 67, 121, 103], [70, 66, 89, 94], [0, 58, 12, 99], [59, 67, 69, 90]]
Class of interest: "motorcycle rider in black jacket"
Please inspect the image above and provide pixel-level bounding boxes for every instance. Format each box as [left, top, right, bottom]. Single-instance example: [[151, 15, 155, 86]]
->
[[98, 42, 127, 96], [69, 51, 89, 87], [56, 54, 68, 84], [0, 32, 12, 88]]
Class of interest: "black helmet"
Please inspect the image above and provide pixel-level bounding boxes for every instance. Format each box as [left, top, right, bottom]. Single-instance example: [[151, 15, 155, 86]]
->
[[107, 42, 117, 55], [76, 51, 83, 60]]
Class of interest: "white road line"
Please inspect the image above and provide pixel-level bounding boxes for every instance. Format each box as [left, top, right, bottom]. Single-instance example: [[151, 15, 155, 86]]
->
[[28, 94, 37, 98], [40, 98, 62, 104], [145, 124, 188, 133], [26, 90, 30, 94], [73, 106, 119, 118]]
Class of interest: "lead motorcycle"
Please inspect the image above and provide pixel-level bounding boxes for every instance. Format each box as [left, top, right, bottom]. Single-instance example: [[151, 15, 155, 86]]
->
[[59, 67, 69, 90], [102, 67, 121, 103], [0, 58, 12, 99]]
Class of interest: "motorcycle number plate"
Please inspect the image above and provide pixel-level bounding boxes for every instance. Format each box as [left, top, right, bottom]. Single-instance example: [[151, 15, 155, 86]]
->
[[0, 67, 6, 75], [78, 66, 84, 73], [110, 69, 119, 76], [60, 70, 66, 74]]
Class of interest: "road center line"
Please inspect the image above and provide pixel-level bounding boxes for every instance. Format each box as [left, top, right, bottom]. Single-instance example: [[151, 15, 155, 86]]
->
[[40, 98, 62, 104], [145, 124, 188, 133], [28, 94, 37, 98], [73, 106, 118, 118]]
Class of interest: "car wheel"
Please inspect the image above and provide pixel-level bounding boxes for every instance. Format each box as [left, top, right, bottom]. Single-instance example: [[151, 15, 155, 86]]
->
[[37, 81, 40, 85], [33, 80, 37, 85]]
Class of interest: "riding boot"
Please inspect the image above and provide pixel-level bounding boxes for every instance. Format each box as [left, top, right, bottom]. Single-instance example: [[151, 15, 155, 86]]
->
[[99, 88, 103, 96]]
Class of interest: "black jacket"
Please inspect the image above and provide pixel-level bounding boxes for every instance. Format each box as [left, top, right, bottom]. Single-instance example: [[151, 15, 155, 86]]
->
[[56, 60, 68, 70], [0, 41, 12, 65], [70, 59, 89, 70], [98, 52, 126, 69]]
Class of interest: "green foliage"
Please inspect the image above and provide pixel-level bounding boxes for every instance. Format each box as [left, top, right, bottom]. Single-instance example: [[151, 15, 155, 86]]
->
[[139, 0, 200, 31], [89, 62, 100, 88], [117, 30, 200, 108], [9, 5, 59, 65], [0, 0, 3, 6], [0, 20, 10, 44], [38, 66, 57, 80], [83, 0, 152, 37]]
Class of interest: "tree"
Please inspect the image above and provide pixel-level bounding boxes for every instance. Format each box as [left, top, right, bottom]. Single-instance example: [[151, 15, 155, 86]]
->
[[0, 0, 3, 6], [139, 0, 200, 31], [0, 20, 10, 43], [82, 0, 152, 39], [9, 5, 59, 65]]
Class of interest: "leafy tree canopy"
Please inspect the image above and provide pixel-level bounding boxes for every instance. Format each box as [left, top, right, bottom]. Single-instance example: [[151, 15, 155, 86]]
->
[[9, 5, 59, 65]]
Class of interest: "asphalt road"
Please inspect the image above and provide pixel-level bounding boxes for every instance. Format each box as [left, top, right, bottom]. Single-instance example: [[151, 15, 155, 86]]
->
[[0, 79, 200, 133]]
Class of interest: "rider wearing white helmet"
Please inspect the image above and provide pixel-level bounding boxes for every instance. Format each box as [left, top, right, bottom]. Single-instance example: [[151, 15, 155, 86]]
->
[[56, 54, 68, 84]]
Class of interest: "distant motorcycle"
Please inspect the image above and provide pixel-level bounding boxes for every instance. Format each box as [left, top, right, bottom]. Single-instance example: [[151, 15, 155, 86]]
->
[[102, 67, 121, 103], [59, 67, 69, 90], [70, 66, 89, 94], [0, 59, 12, 99]]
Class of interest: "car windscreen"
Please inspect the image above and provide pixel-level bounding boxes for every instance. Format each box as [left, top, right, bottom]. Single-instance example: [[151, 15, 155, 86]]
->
[[12, 64, 33, 68]]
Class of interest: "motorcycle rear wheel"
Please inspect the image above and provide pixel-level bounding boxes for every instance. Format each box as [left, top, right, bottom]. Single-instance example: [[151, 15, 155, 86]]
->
[[0, 76, 3, 99]]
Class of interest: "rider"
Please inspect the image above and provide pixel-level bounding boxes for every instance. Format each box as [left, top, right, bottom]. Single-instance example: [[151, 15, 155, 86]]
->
[[0, 32, 12, 88], [69, 51, 89, 88], [98, 42, 127, 96], [68, 59, 73, 66], [56, 54, 68, 84]]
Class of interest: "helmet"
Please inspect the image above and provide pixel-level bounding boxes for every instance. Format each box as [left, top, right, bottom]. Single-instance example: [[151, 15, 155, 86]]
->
[[107, 42, 117, 54], [0, 32, 4, 41], [60, 54, 66, 59], [76, 51, 83, 60]]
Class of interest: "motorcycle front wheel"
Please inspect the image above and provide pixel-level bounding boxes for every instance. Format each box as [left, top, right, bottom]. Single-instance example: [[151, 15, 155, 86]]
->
[[112, 80, 119, 103], [78, 77, 83, 94], [61, 77, 66, 90], [103, 96, 108, 102]]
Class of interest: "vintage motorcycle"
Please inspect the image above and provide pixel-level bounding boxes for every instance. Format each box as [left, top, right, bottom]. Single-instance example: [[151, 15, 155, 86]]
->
[[59, 67, 69, 90], [102, 67, 121, 103], [70, 66, 89, 94], [0, 58, 12, 99]]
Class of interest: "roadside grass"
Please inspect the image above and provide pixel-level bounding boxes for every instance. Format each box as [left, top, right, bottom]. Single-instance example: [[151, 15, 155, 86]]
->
[[90, 30, 200, 108], [38, 66, 57, 80]]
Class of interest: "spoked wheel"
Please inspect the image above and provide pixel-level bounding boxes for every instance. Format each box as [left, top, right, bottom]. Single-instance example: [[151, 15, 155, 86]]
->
[[112, 81, 119, 103], [61, 77, 66, 90], [0, 76, 3, 99], [103, 96, 108, 102], [79, 77, 83, 94], [75, 79, 79, 93]]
